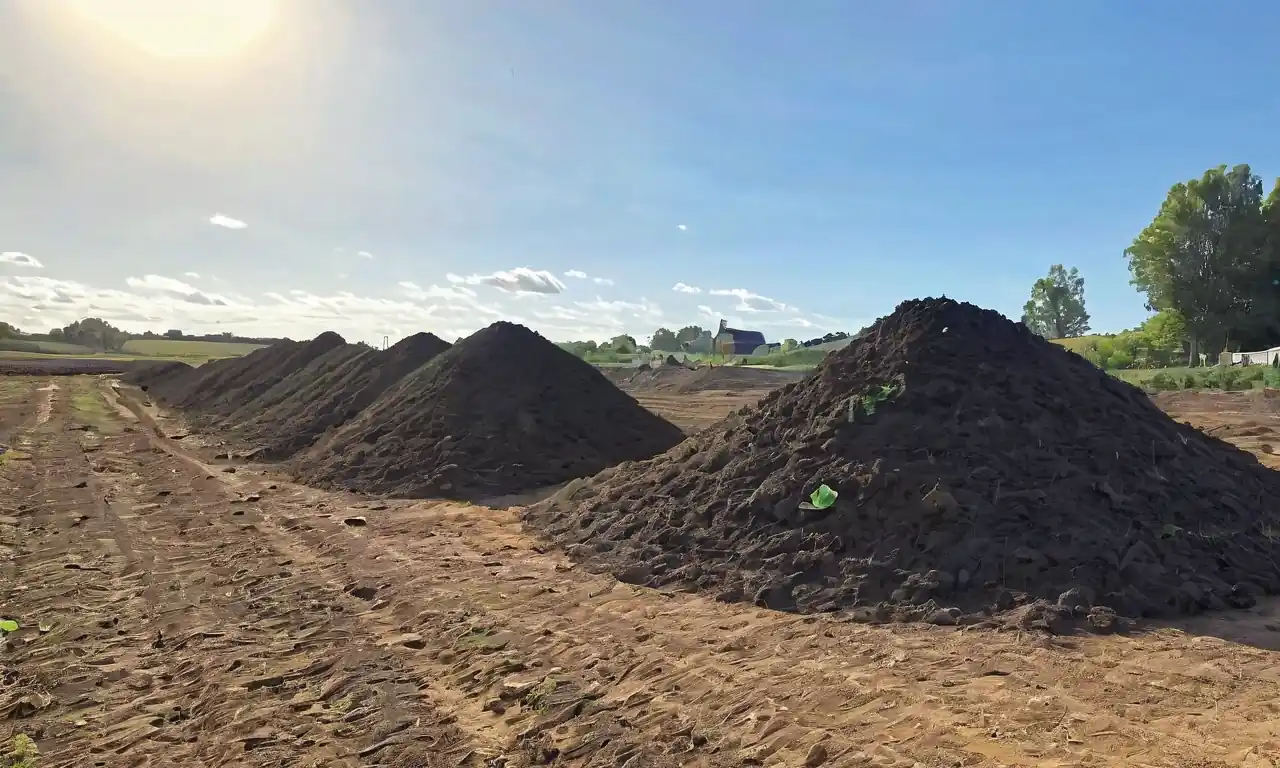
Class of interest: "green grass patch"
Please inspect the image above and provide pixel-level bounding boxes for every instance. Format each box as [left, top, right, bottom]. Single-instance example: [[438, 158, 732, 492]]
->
[[0, 449, 30, 467], [738, 348, 829, 368], [68, 384, 119, 433], [1115, 365, 1268, 392], [4, 733, 38, 768], [0, 339, 98, 355]]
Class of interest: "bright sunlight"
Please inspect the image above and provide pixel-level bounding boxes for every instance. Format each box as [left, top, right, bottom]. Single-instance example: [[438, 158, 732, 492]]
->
[[67, 0, 278, 58]]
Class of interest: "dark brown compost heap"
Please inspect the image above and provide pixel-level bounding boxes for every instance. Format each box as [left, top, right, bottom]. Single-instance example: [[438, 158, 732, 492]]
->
[[235, 332, 451, 459], [298, 322, 685, 500], [525, 298, 1280, 629]]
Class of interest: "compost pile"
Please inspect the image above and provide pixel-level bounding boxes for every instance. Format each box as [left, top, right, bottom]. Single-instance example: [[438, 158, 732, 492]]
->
[[525, 297, 1280, 629], [298, 322, 685, 500], [236, 332, 451, 458]]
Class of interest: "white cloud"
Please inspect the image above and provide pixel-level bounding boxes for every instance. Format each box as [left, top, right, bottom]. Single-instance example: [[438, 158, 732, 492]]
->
[[125, 274, 226, 306], [209, 213, 247, 230], [697, 305, 717, 320], [564, 269, 614, 287], [709, 288, 791, 313], [0, 252, 43, 268], [183, 271, 200, 279], [574, 296, 663, 320], [672, 282, 701, 294], [677, 224, 688, 231], [448, 267, 566, 295], [357, 251, 374, 259]]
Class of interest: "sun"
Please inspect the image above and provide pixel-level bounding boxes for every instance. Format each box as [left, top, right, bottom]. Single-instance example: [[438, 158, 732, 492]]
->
[[68, 0, 278, 58]]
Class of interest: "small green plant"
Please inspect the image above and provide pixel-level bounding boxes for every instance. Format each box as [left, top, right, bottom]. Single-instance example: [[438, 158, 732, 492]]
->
[[847, 381, 903, 421], [5, 734, 38, 768], [1147, 372, 1178, 391], [524, 679, 559, 712], [0, 619, 17, 633]]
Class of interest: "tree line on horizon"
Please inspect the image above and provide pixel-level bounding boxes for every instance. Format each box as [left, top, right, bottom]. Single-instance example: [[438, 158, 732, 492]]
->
[[1022, 163, 1280, 368], [0, 317, 288, 351]]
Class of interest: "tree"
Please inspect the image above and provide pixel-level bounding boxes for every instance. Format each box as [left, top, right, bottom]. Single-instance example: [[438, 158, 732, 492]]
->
[[610, 334, 637, 353], [1126, 164, 1269, 364], [59, 318, 129, 351], [649, 327, 680, 351], [1021, 265, 1091, 339], [781, 338, 799, 352], [164, 329, 184, 339], [675, 325, 705, 345], [0, 321, 18, 339], [1138, 309, 1187, 354]]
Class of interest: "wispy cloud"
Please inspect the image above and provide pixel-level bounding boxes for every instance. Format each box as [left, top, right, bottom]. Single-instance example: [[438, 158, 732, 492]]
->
[[697, 304, 717, 320], [357, 250, 374, 259], [209, 213, 247, 230], [677, 224, 688, 231], [183, 271, 200, 279], [709, 288, 790, 313], [448, 267, 566, 294], [125, 274, 226, 306], [564, 269, 614, 287], [0, 252, 43, 268], [672, 282, 701, 294]]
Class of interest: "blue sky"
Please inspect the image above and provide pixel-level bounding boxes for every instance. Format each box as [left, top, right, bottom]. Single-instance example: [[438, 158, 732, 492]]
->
[[1, 0, 1277, 344]]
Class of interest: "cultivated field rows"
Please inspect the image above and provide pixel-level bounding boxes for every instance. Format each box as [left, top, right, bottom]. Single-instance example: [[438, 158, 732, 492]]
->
[[4, 376, 1280, 766]]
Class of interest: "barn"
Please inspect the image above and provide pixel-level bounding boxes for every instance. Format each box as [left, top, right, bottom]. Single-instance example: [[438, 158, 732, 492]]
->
[[713, 319, 766, 356]]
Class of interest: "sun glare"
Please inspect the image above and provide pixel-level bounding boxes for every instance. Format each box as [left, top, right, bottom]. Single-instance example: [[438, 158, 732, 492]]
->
[[68, 0, 278, 58]]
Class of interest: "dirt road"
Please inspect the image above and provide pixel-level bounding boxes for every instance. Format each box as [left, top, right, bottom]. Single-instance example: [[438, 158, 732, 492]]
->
[[6, 376, 1280, 766]]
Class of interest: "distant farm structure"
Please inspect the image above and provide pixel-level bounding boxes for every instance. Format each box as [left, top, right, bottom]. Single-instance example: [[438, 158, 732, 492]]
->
[[713, 320, 766, 356]]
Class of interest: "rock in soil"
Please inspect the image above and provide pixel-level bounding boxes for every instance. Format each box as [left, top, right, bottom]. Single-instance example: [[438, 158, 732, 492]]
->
[[297, 322, 684, 500], [524, 297, 1280, 626]]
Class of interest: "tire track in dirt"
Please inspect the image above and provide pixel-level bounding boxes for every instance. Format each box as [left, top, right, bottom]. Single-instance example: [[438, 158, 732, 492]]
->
[[104, 380, 1280, 768], [2, 380, 477, 767]]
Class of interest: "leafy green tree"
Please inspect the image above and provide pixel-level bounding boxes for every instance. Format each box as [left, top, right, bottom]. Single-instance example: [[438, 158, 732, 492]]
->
[[609, 334, 637, 353], [1126, 164, 1269, 364], [649, 327, 680, 351], [1021, 265, 1091, 338], [675, 325, 705, 345], [781, 338, 799, 351], [0, 321, 19, 339], [59, 317, 129, 351], [1138, 309, 1187, 354]]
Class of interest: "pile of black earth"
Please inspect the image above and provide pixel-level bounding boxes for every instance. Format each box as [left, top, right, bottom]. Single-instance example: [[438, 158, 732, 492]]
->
[[524, 297, 1280, 633]]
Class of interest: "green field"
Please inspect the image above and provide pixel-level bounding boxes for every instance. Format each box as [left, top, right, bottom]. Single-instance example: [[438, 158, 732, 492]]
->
[[0, 337, 267, 365]]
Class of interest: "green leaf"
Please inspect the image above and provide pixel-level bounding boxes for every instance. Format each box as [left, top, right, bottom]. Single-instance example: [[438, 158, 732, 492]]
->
[[809, 484, 838, 510], [0, 619, 18, 633]]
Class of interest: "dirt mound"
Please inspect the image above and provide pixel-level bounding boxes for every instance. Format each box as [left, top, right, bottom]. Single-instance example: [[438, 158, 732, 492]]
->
[[663, 355, 684, 367], [136, 343, 292, 407], [236, 332, 452, 458], [622, 364, 806, 394], [525, 298, 1280, 629], [298, 322, 684, 500], [221, 343, 370, 427]]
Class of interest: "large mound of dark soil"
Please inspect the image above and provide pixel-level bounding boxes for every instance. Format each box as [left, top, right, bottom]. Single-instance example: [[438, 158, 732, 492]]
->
[[236, 332, 452, 458], [525, 298, 1280, 629], [298, 322, 685, 500], [135, 334, 347, 421]]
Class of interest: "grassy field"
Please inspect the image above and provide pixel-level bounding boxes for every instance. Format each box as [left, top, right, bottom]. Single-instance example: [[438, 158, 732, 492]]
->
[[0, 337, 268, 365]]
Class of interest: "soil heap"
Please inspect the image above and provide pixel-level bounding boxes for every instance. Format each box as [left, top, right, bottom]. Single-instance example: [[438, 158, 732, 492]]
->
[[525, 298, 1280, 629], [298, 322, 685, 500], [235, 332, 452, 459]]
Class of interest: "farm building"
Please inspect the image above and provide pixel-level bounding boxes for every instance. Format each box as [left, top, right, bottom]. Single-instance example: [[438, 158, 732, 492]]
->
[[714, 319, 767, 356]]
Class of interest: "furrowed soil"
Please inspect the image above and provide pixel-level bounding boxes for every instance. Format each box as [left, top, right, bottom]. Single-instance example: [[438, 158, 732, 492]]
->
[[6, 376, 1280, 765]]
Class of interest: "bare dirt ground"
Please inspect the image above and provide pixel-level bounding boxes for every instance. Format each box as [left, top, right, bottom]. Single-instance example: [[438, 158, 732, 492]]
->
[[7, 377, 1280, 766]]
